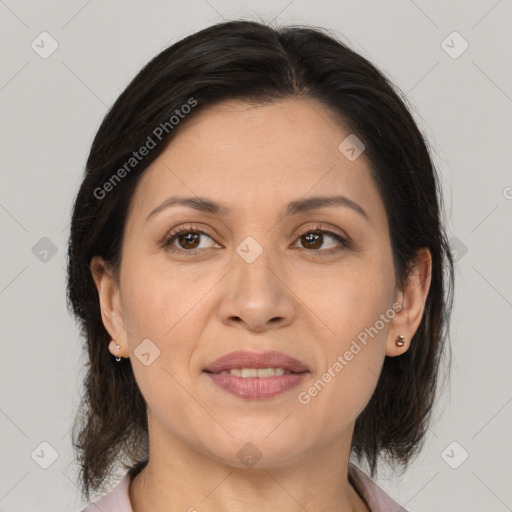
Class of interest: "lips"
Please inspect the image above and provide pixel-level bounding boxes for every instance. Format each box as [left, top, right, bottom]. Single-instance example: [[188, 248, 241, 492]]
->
[[203, 350, 309, 399], [203, 350, 309, 374]]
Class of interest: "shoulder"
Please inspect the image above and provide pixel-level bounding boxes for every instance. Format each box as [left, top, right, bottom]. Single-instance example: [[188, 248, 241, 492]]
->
[[79, 473, 133, 512], [348, 462, 409, 512]]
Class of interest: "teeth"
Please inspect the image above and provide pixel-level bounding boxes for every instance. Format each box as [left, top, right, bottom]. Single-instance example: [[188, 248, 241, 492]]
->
[[218, 367, 287, 377]]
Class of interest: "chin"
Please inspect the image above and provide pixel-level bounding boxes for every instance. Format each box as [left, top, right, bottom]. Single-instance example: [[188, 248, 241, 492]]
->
[[195, 426, 308, 469]]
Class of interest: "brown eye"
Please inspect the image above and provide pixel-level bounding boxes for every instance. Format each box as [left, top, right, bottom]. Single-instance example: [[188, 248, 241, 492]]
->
[[300, 232, 324, 250], [161, 225, 219, 254], [294, 226, 350, 254], [176, 232, 201, 250]]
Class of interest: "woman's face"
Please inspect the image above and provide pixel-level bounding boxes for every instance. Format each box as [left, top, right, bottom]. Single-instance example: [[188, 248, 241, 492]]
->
[[95, 98, 414, 469]]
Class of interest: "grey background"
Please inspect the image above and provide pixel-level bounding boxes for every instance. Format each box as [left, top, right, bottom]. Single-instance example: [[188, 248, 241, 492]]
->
[[1, 1, 511, 510]]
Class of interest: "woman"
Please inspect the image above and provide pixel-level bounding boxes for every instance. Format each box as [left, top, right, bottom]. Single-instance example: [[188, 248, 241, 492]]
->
[[68, 19, 454, 512]]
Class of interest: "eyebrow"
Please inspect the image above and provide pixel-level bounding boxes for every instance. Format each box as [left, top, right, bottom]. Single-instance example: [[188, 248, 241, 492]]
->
[[145, 195, 371, 223]]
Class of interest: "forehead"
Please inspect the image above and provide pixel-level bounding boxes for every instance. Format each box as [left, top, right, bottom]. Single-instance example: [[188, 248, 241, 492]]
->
[[126, 98, 385, 227]]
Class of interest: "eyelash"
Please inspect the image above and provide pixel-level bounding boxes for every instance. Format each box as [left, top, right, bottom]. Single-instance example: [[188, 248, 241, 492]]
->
[[160, 223, 350, 257]]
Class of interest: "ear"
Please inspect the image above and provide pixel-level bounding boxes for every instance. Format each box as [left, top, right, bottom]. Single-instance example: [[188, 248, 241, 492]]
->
[[90, 255, 128, 359], [386, 247, 432, 357]]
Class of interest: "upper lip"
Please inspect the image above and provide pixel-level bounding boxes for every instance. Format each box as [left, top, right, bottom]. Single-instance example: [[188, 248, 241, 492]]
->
[[204, 350, 309, 373]]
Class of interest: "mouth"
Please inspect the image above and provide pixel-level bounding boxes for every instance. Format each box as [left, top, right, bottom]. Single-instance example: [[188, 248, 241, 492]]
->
[[203, 350, 309, 399], [206, 367, 298, 377]]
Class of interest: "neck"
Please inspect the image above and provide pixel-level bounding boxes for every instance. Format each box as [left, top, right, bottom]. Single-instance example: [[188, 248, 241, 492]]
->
[[129, 428, 368, 512]]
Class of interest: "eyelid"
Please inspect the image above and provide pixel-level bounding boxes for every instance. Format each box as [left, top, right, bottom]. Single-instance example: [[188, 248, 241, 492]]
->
[[295, 222, 348, 240]]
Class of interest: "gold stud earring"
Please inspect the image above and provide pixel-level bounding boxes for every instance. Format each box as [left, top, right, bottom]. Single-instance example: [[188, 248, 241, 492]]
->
[[395, 335, 405, 347]]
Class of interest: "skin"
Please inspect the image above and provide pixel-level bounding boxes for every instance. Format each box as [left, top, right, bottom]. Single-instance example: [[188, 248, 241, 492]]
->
[[91, 98, 431, 512]]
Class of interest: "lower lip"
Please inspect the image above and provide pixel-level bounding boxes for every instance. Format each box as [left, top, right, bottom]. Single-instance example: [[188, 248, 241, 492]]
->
[[206, 372, 308, 399]]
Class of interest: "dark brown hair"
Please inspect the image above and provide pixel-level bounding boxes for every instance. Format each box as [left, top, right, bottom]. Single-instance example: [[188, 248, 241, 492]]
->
[[67, 19, 454, 501]]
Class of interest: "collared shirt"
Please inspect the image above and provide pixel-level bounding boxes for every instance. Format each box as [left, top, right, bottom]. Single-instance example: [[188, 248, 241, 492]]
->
[[81, 462, 408, 512]]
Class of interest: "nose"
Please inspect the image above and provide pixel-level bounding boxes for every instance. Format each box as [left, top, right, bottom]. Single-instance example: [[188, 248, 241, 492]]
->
[[217, 246, 296, 332]]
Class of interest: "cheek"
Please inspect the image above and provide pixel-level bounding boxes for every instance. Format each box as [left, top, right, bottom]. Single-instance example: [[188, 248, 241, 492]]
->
[[118, 280, 191, 410], [120, 253, 216, 386], [120, 254, 206, 339], [120, 266, 201, 423], [297, 319, 387, 443], [296, 257, 393, 417], [302, 259, 395, 342]]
